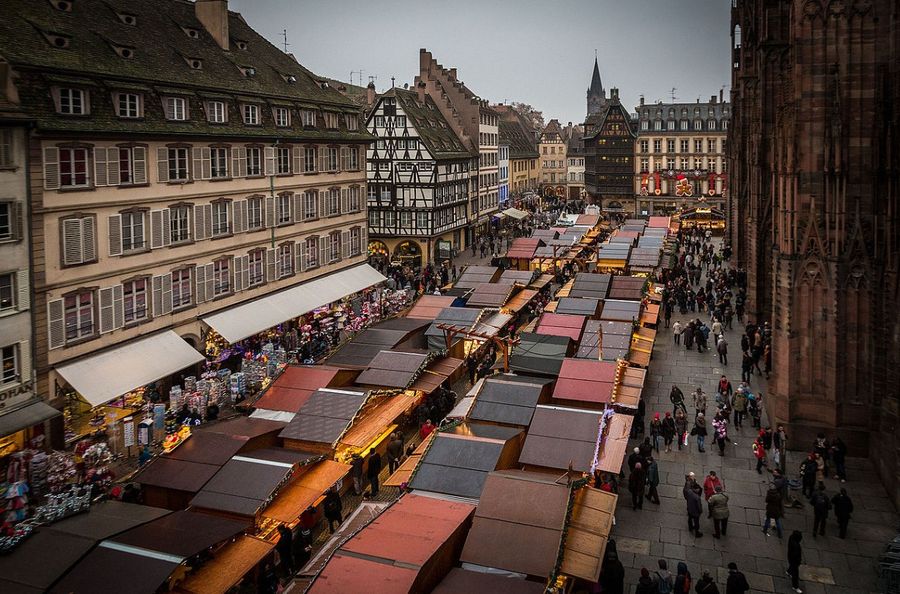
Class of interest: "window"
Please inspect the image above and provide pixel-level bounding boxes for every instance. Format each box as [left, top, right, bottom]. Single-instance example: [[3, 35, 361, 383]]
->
[[0, 273, 13, 311], [121, 211, 145, 252], [641, 120, 648, 131], [207, 101, 226, 123], [305, 237, 319, 268], [278, 243, 294, 277], [680, 140, 689, 153], [350, 227, 361, 256], [667, 158, 675, 170], [117, 147, 136, 184], [328, 188, 340, 215], [169, 205, 191, 243], [342, 146, 359, 171], [167, 147, 189, 181], [0, 129, 12, 167], [248, 250, 265, 286], [1, 344, 17, 384], [123, 278, 148, 323], [346, 114, 359, 130], [247, 196, 263, 229], [274, 107, 290, 127], [301, 110, 316, 127], [210, 147, 228, 178], [383, 210, 396, 227], [242, 104, 259, 125], [58, 88, 86, 115], [303, 191, 318, 220], [277, 193, 292, 225], [640, 140, 648, 153], [667, 140, 675, 153], [59, 147, 90, 187], [653, 120, 662, 131], [329, 231, 340, 261], [212, 201, 230, 236], [327, 147, 338, 172], [61, 216, 96, 266], [400, 211, 412, 228], [247, 147, 262, 176], [695, 139, 703, 153], [653, 139, 661, 153], [164, 96, 187, 121], [348, 186, 360, 212], [722, 159, 728, 173], [640, 158, 649, 171], [0, 202, 12, 240], [172, 268, 192, 308], [117, 93, 141, 118], [212, 259, 231, 296], [368, 210, 379, 228], [303, 147, 317, 172], [680, 120, 688, 131], [707, 139, 717, 153], [276, 147, 291, 174], [324, 112, 339, 129], [64, 290, 94, 341], [416, 211, 428, 229]]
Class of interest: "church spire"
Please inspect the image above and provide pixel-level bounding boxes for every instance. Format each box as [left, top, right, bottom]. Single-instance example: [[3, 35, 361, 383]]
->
[[586, 55, 607, 117], [589, 55, 603, 96]]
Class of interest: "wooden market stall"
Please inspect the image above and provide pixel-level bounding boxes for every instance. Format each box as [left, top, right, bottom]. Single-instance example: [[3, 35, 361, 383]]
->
[[595, 413, 635, 475], [327, 318, 430, 369], [384, 431, 436, 488], [251, 365, 354, 423], [466, 281, 519, 309], [423, 307, 483, 354], [505, 238, 543, 270], [628, 327, 657, 368], [551, 359, 618, 410], [576, 320, 632, 361], [535, 313, 587, 342], [260, 459, 352, 526], [599, 299, 642, 323], [508, 332, 572, 378], [595, 243, 631, 272], [560, 486, 619, 583], [555, 296, 602, 318], [607, 275, 647, 301], [498, 268, 538, 285], [175, 535, 275, 594], [466, 375, 553, 428], [405, 295, 456, 320], [278, 388, 370, 455], [518, 405, 604, 474], [612, 364, 647, 412], [454, 265, 501, 289], [569, 272, 612, 300], [676, 206, 726, 231]]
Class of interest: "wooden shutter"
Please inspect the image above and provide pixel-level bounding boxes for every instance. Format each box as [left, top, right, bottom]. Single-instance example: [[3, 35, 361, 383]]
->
[[150, 209, 171, 249], [274, 246, 282, 279], [319, 145, 328, 172], [161, 273, 173, 314], [195, 264, 207, 303], [233, 257, 244, 292], [264, 146, 275, 176], [156, 147, 169, 182], [240, 255, 250, 291], [205, 263, 215, 297], [318, 191, 327, 220], [265, 196, 275, 228], [162, 97, 174, 120], [293, 193, 303, 223], [233, 199, 245, 234], [341, 147, 349, 171], [106, 147, 120, 186], [152, 275, 163, 318], [203, 204, 213, 238], [340, 188, 348, 215], [232, 147, 247, 178], [43, 147, 60, 190], [132, 146, 147, 184], [47, 298, 65, 349], [82, 216, 96, 262], [99, 287, 115, 333], [62, 218, 83, 265], [16, 269, 29, 311], [341, 230, 350, 261], [12, 201, 23, 241], [192, 147, 211, 180], [194, 204, 208, 240], [18, 340, 31, 383], [319, 236, 328, 265], [108, 214, 122, 256], [112, 285, 124, 330], [94, 147, 109, 186], [293, 147, 302, 174], [266, 249, 276, 282], [298, 242, 307, 272]]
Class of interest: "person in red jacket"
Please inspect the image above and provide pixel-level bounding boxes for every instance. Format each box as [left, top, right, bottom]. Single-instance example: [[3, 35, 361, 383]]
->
[[419, 419, 436, 440], [702, 471, 723, 517], [753, 432, 768, 474]]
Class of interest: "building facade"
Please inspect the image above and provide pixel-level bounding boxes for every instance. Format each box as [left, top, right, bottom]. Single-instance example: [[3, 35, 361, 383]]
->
[[633, 95, 729, 216], [583, 88, 635, 213], [729, 0, 900, 506], [0, 0, 370, 424], [563, 123, 585, 201], [496, 107, 540, 196], [586, 57, 609, 117], [539, 119, 567, 197], [365, 88, 474, 266], [498, 141, 509, 208]]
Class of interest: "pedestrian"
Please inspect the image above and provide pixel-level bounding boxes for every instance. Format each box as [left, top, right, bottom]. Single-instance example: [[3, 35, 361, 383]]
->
[[350, 454, 364, 496], [702, 470, 723, 514], [276, 524, 295, 577], [674, 562, 693, 594], [716, 335, 728, 365], [662, 412, 677, 453], [761, 485, 785, 538], [695, 570, 720, 594], [639, 436, 653, 461], [831, 488, 853, 539], [366, 450, 382, 497], [386, 432, 403, 474], [708, 485, 730, 538], [692, 387, 708, 416], [810, 484, 830, 537], [716, 375, 733, 406], [774, 425, 788, 471], [636, 568, 657, 594], [692, 413, 708, 452], [419, 419, 436, 440], [684, 475, 704, 537], [646, 456, 661, 504], [741, 351, 753, 383], [725, 562, 750, 594], [650, 413, 662, 452], [654, 560, 674, 594], [673, 320, 683, 345], [831, 437, 848, 482], [712, 412, 729, 456], [732, 389, 747, 428], [670, 385, 687, 415], [675, 409, 688, 450], [598, 544, 625, 594], [787, 531, 804, 593], [322, 488, 343, 533], [753, 432, 767, 474], [800, 454, 818, 498], [814, 452, 826, 488], [629, 462, 645, 510], [628, 446, 643, 473]]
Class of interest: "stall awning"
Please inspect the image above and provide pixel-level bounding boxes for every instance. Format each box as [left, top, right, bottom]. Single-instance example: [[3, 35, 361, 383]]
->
[[203, 264, 386, 344], [502, 207, 530, 220], [0, 399, 61, 438], [55, 331, 205, 408]]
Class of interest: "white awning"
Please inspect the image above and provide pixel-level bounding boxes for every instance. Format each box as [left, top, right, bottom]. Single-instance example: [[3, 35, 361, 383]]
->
[[56, 331, 204, 408], [250, 409, 296, 423], [203, 264, 387, 344], [502, 207, 530, 220]]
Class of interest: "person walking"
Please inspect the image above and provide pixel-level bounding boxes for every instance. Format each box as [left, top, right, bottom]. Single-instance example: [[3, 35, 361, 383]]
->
[[673, 320, 683, 345], [674, 562, 693, 594], [349, 454, 364, 496], [810, 484, 831, 537], [322, 488, 343, 533], [695, 570, 720, 594], [703, 470, 723, 516], [693, 413, 708, 452], [716, 375, 733, 407], [662, 412, 677, 453], [741, 350, 753, 383], [650, 413, 662, 452], [636, 568, 657, 594], [386, 432, 403, 474], [831, 488, 853, 539], [366, 450, 382, 497], [276, 524, 295, 578], [684, 476, 704, 537], [708, 485, 730, 538], [787, 531, 804, 593], [716, 335, 729, 365], [629, 462, 646, 510], [654, 560, 674, 594], [831, 437, 848, 483], [670, 385, 687, 415], [800, 454, 818, 499], [763, 486, 784, 537], [646, 456, 661, 504], [732, 389, 748, 428], [692, 387, 708, 417], [725, 562, 750, 594], [712, 412, 729, 456], [753, 433, 768, 474], [675, 409, 689, 450], [598, 543, 625, 594]]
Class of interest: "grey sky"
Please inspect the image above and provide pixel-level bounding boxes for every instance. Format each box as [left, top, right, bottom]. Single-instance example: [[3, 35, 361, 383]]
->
[[231, 0, 732, 125]]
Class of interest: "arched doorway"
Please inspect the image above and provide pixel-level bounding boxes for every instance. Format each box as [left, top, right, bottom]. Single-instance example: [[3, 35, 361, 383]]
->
[[367, 240, 389, 269], [393, 241, 422, 269]]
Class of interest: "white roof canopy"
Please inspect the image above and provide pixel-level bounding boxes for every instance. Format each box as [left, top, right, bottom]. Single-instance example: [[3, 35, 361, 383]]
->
[[56, 331, 205, 407], [502, 207, 530, 220], [203, 263, 386, 344]]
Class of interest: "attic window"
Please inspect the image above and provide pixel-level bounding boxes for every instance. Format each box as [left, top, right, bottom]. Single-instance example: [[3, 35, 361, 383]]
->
[[185, 58, 203, 70], [42, 32, 71, 49], [235, 40, 248, 50], [183, 27, 200, 39], [117, 13, 136, 26], [238, 66, 256, 78], [114, 45, 135, 59], [282, 74, 298, 84], [49, 0, 72, 12]]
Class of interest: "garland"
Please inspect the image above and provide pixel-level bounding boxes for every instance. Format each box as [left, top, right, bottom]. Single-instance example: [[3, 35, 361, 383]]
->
[[589, 408, 617, 474]]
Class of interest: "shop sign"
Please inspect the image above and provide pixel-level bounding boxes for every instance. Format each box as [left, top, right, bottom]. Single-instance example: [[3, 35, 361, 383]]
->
[[437, 240, 452, 260], [153, 404, 166, 430], [0, 380, 35, 412], [123, 417, 136, 447]]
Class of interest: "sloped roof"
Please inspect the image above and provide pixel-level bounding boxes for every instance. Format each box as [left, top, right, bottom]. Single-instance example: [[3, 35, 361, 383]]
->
[[388, 88, 473, 160], [466, 282, 518, 308], [608, 275, 646, 301], [553, 359, 617, 405], [506, 238, 543, 260], [469, 376, 547, 427], [535, 313, 587, 342], [555, 297, 601, 317], [253, 366, 342, 413], [455, 265, 500, 289], [518, 405, 603, 472], [278, 388, 368, 445], [509, 332, 571, 376], [569, 273, 612, 300], [356, 351, 429, 389], [406, 295, 456, 320], [499, 119, 539, 159]]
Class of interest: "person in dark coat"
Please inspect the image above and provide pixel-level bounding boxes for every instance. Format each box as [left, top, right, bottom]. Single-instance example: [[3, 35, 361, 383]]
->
[[800, 454, 818, 498], [810, 484, 830, 537], [598, 546, 625, 594], [662, 412, 677, 453], [322, 489, 343, 533], [684, 478, 704, 537], [674, 561, 693, 594], [629, 462, 646, 510], [725, 562, 749, 594], [763, 486, 784, 538], [386, 432, 403, 474], [787, 531, 803, 593], [635, 568, 656, 594], [695, 570, 720, 594], [257, 562, 279, 594], [366, 451, 382, 496], [276, 524, 295, 577], [349, 454, 364, 496], [831, 488, 853, 539]]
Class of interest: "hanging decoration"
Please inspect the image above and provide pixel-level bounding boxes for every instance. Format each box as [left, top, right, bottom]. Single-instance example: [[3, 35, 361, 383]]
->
[[675, 175, 693, 197], [589, 408, 617, 474]]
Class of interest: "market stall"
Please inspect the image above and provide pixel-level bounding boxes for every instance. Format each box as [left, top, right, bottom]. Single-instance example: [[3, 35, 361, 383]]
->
[[628, 327, 657, 368], [250, 365, 353, 423], [505, 238, 543, 271], [612, 364, 647, 412], [608, 275, 647, 301], [501, 288, 539, 319], [466, 375, 552, 428], [454, 265, 500, 289], [384, 431, 436, 488], [595, 243, 631, 272], [498, 269, 538, 286], [535, 313, 587, 342], [434, 568, 545, 594], [408, 356, 466, 396], [560, 485, 618, 583], [508, 333, 572, 378], [554, 296, 602, 318], [404, 294, 455, 320], [569, 272, 612, 300], [175, 535, 275, 594], [278, 388, 370, 456], [551, 359, 618, 410], [627, 248, 663, 276], [260, 459, 351, 525], [676, 206, 726, 231], [327, 318, 430, 369], [599, 299, 641, 323], [466, 282, 519, 309], [518, 405, 604, 474], [595, 412, 634, 475]]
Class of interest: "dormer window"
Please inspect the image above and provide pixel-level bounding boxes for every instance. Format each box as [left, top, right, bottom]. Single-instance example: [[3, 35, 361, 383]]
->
[[42, 31, 71, 49], [115, 93, 142, 118], [113, 45, 135, 59], [300, 109, 316, 127], [242, 104, 260, 125], [185, 57, 203, 70], [183, 27, 200, 39], [274, 107, 290, 128], [163, 96, 188, 121], [117, 13, 137, 26], [56, 88, 87, 115], [49, 0, 72, 11], [235, 40, 248, 50], [323, 112, 339, 129], [206, 101, 226, 123], [346, 114, 359, 131], [237, 66, 256, 78]]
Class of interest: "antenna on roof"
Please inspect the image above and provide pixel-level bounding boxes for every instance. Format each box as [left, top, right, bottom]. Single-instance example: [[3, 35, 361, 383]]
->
[[281, 29, 290, 53], [391, 76, 395, 88], [368, 75, 377, 85], [670, 87, 677, 102]]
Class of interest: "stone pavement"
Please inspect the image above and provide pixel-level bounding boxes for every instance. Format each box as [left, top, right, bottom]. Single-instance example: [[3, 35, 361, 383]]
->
[[613, 265, 897, 594]]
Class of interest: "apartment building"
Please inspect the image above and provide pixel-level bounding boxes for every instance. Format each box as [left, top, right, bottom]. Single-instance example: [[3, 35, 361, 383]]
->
[[496, 106, 539, 196], [539, 119, 568, 198]]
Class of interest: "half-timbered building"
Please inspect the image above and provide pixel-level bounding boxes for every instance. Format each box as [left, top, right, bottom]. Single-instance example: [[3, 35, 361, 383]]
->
[[584, 88, 636, 214]]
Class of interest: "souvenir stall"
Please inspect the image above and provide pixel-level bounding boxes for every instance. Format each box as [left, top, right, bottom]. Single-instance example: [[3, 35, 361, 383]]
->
[[505, 238, 543, 271]]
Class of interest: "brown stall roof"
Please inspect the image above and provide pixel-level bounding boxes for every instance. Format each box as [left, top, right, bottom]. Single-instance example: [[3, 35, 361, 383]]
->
[[608, 275, 646, 301], [328, 318, 430, 368], [409, 356, 465, 395], [569, 273, 611, 300], [307, 554, 418, 594], [110, 510, 248, 558], [614, 366, 647, 409], [278, 388, 368, 445], [596, 413, 634, 474], [553, 359, 617, 405], [190, 455, 300, 517], [561, 486, 618, 582], [531, 228, 559, 241], [44, 501, 171, 542], [455, 265, 500, 289], [639, 303, 661, 326], [406, 294, 456, 319], [263, 460, 351, 523], [433, 568, 546, 594], [467, 282, 518, 308], [503, 288, 539, 314], [460, 470, 570, 578], [506, 238, 542, 260], [177, 535, 275, 594], [600, 299, 642, 323], [356, 351, 429, 389], [135, 457, 220, 493], [253, 366, 342, 413], [0, 531, 95, 592], [529, 274, 554, 290], [518, 405, 602, 473], [164, 431, 249, 466], [50, 546, 179, 594], [198, 417, 287, 439]]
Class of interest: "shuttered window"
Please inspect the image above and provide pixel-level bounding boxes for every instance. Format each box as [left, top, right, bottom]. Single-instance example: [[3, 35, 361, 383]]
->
[[60, 148, 90, 188], [169, 205, 191, 243], [247, 197, 263, 229], [350, 227, 361, 256], [167, 147, 190, 181], [328, 189, 340, 216], [329, 231, 341, 262], [303, 147, 316, 172], [0, 202, 13, 240], [247, 147, 262, 176], [64, 290, 94, 341], [123, 279, 149, 323], [0, 273, 13, 311], [172, 268, 192, 309], [212, 259, 231, 297], [305, 237, 319, 268], [61, 215, 96, 266], [276, 193, 292, 225], [1, 344, 17, 384], [121, 211, 145, 252], [210, 147, 229, 178], [303, 191, 318, 220], [211, 201, 230, 236], [277, 242, 294, 278], [248, 250, 265, 286]]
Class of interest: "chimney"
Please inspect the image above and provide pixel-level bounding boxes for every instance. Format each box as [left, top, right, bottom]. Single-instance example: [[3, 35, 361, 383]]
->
[[640, 95, 645, 106], [366, 81, 376, 106], [711, 95, 717, 104], [720, 88, 724, 103], [416, 80, 426, 105], [195, 0, 229, 51], [449, 68, 457, 80], [419, 48, 432, 79]]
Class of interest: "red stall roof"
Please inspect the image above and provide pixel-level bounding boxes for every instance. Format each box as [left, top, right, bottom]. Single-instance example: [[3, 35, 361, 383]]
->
[[406, 295, 456, 319], [553, 359, 617, 404], [648, 216, 671, 229], [308, 554, 418, 594], [254, 366, 343, 413], [507, 238, 542, 259], [536, 313, 586, 342]]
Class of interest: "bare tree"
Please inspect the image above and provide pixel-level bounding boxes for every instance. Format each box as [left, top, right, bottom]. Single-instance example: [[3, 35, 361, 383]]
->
[[511, 102, 545, 130]]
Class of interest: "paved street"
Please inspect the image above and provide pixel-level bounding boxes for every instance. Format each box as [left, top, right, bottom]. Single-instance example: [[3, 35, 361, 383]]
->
[[613, 262, 897, 594]]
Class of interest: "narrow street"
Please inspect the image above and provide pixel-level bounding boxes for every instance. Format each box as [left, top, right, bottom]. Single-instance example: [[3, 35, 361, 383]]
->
[[611, 247, 897, 594]]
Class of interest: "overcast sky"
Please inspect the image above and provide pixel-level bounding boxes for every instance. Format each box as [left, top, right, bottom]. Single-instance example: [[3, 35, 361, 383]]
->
[[231, 0, 732, 125]]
